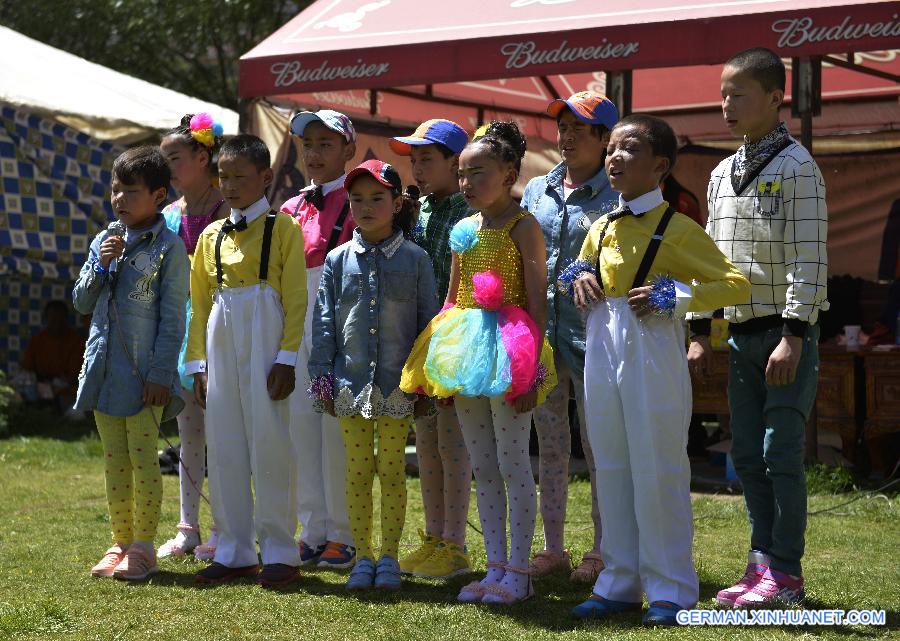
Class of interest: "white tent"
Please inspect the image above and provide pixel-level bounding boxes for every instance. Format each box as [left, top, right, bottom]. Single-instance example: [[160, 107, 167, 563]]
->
[[0, 25, 238, 143], [0, 26, 238, 375]]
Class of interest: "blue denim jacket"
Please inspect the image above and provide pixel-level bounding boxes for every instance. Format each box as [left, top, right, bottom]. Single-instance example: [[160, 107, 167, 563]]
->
[[72, 215, 190, 417], [309, 229, 439, 414], [520, 162, 618, 373]]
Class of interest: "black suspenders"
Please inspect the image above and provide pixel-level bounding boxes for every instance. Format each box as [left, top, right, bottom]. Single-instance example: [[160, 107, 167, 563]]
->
[[214, 211, 278, 286], [594, 206, 676, 291], [631, 206, 676, 289], [293, 192, 351, 255]]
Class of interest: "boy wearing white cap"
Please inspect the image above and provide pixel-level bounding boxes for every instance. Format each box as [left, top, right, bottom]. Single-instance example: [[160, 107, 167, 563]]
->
[[280, 109, 358, 570]]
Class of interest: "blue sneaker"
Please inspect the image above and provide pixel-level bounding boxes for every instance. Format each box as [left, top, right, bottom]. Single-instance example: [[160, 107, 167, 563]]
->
[[374, 555, 402, 591], [571, 595, 642, 620], [346, 557, 376, 591], [643, 601, 682, 626], [298, 541, 326, 566], [317, 541, 356, 570]]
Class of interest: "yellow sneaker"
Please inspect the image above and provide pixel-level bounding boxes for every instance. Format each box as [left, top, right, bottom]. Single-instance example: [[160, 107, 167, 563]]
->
[[399, 529, 440, 574], [413, 542, 471, 579]]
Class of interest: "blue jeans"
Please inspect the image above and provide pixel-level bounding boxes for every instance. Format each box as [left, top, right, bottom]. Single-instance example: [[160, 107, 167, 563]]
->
[[727, 325, 819, 576]]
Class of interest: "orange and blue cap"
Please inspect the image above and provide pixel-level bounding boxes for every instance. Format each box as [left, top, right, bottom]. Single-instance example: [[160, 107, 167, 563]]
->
[[390, 119, 468, 155], [344, 159, 402, 192], [547, 91, 618, 129]]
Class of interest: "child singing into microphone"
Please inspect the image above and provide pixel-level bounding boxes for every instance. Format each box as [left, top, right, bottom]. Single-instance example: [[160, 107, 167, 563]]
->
[[73, 146, 190, 581]]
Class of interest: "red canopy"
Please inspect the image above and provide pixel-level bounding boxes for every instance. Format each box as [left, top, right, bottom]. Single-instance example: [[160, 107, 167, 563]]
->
[[240, 0, 900, 98]]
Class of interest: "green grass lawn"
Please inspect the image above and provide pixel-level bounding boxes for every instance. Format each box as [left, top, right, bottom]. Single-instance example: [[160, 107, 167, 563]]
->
[[0, 419, 897, 640]]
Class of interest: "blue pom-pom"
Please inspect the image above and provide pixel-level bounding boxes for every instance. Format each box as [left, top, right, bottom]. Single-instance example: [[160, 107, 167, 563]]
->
[[411, 219, 426, 245], [555, 258, 595, 298], [648, 274, 676, 317], [449, 218, 479, 253], [212, 122, 224, 137]]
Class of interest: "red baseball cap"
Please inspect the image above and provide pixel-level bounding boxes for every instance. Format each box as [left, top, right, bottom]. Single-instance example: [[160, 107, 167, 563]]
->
[[344, 159, 402, 192]]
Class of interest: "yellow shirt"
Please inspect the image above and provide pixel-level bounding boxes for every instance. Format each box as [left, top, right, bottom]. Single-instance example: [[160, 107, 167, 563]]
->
[[187, 209, 307, 364], [578, 201, 750, 313]]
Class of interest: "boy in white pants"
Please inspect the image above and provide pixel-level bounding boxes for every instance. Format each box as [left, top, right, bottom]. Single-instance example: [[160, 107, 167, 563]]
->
[[568, 115, 750, 625], [187, 135, 307, 588], [280, 110, 357, 569]]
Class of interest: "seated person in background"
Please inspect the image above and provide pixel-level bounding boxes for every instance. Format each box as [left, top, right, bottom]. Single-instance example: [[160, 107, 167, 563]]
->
[[18, 300, 86, 413]]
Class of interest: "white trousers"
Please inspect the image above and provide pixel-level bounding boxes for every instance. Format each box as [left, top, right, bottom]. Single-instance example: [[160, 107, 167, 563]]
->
[[205, 284, 300, 567], [584, 297, 698, 608], [289, 264, 352, 547]]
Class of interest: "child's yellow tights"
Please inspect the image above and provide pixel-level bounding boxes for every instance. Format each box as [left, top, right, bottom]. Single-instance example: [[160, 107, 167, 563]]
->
[[339, 416, 409, 560], [94, 408, 163, 544]]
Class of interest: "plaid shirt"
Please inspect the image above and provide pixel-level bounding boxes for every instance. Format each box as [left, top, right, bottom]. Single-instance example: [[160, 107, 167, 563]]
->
[[412, 192, 471, 300], [688, 135, 829, 334]]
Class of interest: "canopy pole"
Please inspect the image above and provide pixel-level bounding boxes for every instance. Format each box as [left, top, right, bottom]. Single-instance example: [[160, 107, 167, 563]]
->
[[607, 71, 632, 117], [238, 98, 251, 134], [791, 56, 821, 153]]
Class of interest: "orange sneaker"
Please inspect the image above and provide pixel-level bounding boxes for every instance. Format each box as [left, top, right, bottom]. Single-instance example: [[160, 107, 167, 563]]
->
[[90, 544, 127, 578], [113, 545, 159, 581]]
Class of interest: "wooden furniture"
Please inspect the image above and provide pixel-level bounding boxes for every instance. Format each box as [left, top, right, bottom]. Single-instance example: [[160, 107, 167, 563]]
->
[[690, 346, 900, 474], [860, 351, 900, 477]]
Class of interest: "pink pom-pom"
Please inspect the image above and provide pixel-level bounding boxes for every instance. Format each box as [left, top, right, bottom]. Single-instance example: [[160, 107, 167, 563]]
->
[[472, 270, 504, 310], [190, 112, 214, 132]]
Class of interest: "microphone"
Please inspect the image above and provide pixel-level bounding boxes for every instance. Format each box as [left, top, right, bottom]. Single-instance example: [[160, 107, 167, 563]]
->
[[404, 185, 420, 201], [107, 220, 126, 273]]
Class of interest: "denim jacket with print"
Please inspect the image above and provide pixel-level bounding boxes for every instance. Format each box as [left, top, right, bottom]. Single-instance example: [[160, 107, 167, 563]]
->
[[520, 162, 618, 374], [72, 215, 190, 417], [309, 229, 439, 414]]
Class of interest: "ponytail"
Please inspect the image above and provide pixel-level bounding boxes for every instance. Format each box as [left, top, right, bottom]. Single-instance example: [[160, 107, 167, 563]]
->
[[393, 189, 417, 238]]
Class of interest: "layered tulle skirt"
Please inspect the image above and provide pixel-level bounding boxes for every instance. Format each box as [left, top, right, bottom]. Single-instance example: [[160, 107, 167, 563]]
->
[[400, 272, 556, 405]]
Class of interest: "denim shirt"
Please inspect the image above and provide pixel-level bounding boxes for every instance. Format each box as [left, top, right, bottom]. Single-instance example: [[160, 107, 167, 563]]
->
[[520, 162, 618, 374], [72, 215, 190, 417], [309, 229, 439, 417]]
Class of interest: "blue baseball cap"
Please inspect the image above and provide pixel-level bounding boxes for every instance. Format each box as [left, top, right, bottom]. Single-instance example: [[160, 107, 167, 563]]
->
[[547, 91, 618, 130], [390, 119, 468, 155], [290, 109, 357, 143]]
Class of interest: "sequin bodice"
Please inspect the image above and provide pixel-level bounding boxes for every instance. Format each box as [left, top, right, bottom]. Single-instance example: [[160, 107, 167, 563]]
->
[[456, 211, 529, 309]]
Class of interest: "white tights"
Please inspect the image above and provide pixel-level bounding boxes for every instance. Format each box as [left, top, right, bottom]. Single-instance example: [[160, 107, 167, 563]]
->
[[456, 394, 536, 594]]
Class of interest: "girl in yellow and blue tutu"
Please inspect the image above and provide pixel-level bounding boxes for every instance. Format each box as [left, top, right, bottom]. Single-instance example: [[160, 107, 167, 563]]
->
[[401, 121, 556, 605]]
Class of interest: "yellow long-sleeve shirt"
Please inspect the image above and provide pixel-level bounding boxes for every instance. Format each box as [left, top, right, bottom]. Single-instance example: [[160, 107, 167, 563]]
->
[[578, 201, 750, 313], [186, 209, 307, 367]]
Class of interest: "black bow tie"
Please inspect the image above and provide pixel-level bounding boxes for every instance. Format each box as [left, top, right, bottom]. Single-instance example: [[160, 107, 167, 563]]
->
[[608, 206, 636, 221], [222, 216, 248, 233], [304, 185, 325, 210]]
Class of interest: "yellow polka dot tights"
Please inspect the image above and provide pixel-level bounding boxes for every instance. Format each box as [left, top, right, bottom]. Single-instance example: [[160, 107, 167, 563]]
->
[[94, 408, 163, 544], [339, 416, 409, 560]]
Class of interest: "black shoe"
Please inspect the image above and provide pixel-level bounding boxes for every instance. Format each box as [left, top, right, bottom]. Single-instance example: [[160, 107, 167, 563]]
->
[[195, 561, 260, 584], [256, 563, 300, 588]]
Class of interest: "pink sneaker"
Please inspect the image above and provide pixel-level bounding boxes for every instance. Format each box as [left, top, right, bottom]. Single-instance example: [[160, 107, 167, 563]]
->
[[113, 545, 159, 581], [734, 568, 804, 607], [716, 551, 769, 606], [90, 544, 127, 578]]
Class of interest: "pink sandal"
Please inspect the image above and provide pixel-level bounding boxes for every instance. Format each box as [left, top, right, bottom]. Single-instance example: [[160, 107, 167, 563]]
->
[[570, 552, 604, 583], [157, 523, 200, 558], [530, 549, 571, 577], [457, 560, 505, 603], [481, 564, 535, 605], [193, 526, 218, 562]]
